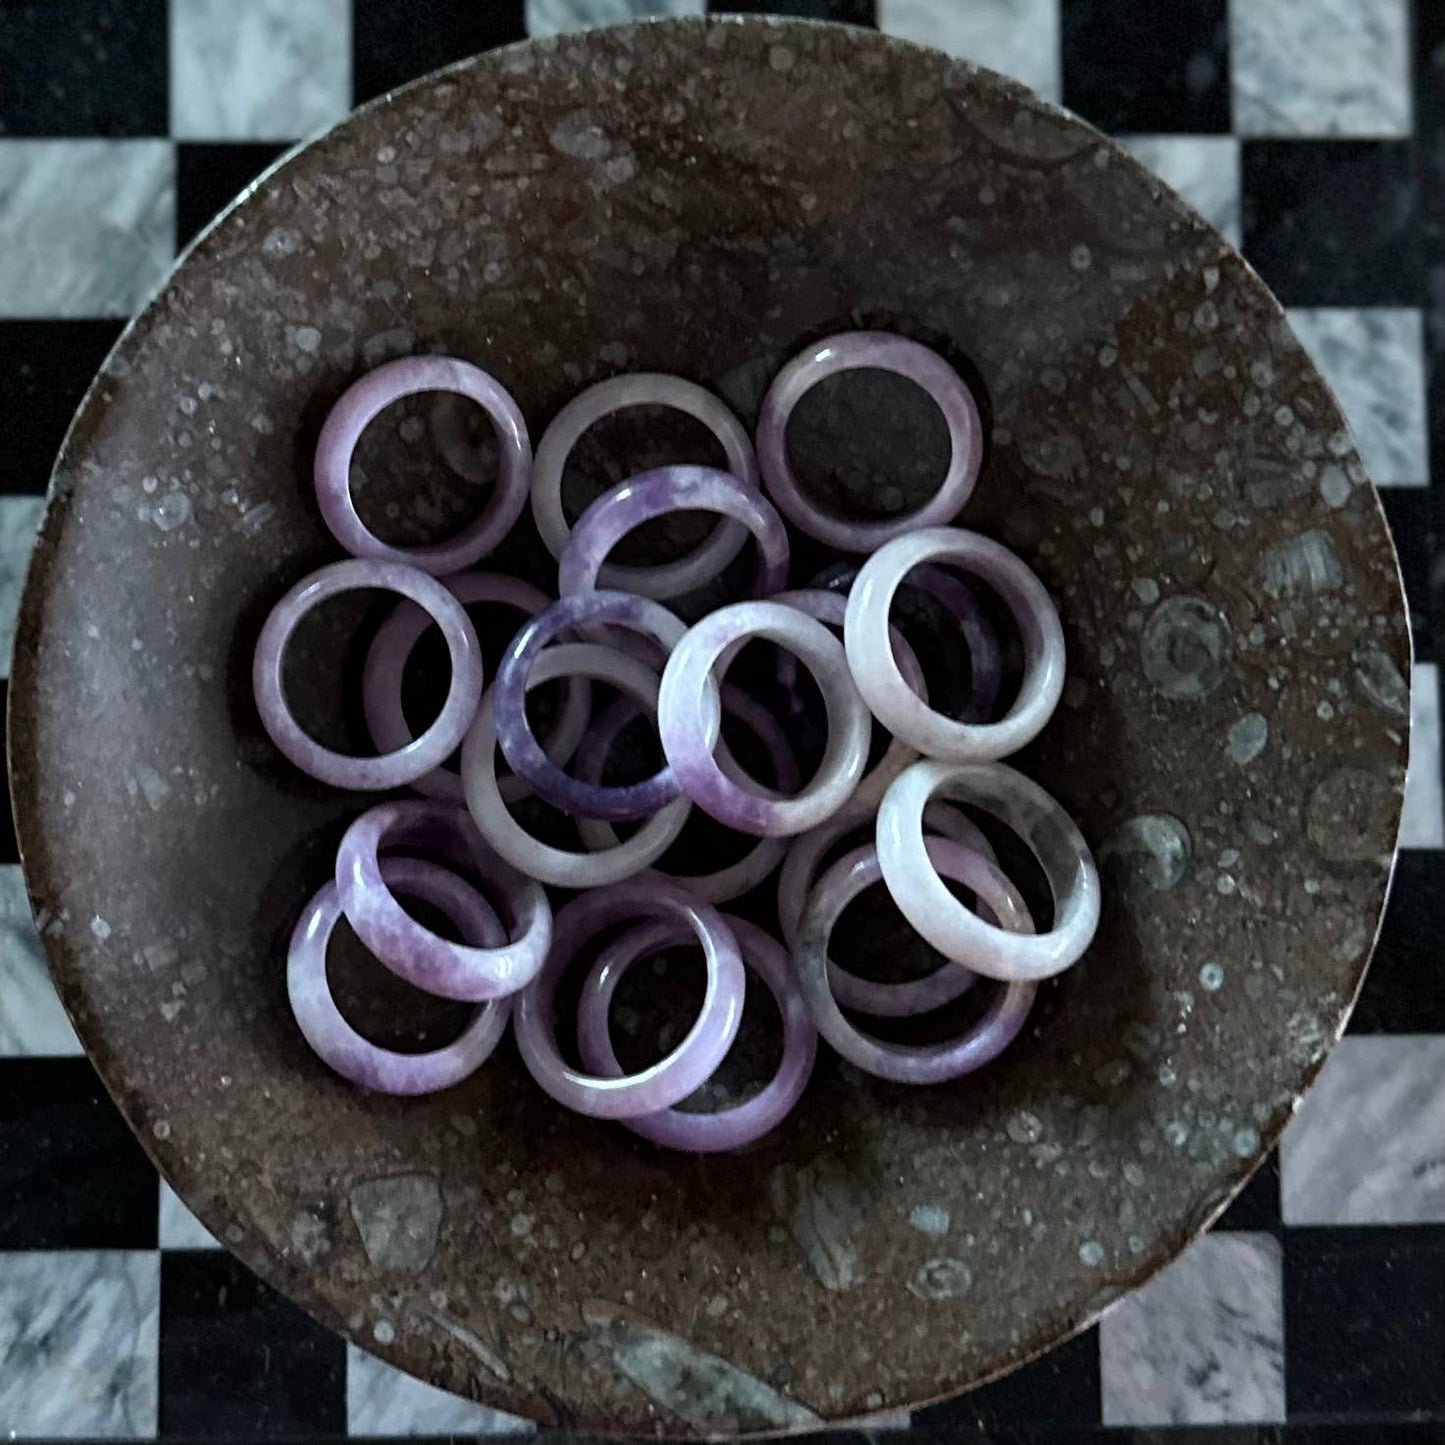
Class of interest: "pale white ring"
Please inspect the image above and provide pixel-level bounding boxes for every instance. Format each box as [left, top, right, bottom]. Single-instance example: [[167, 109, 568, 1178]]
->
[[844, 527, 1065, 762], [877, 758, 1101, 981]]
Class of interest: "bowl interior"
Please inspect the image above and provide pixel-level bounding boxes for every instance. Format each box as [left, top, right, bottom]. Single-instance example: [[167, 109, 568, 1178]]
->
[[9, 17, 1409, 1435]]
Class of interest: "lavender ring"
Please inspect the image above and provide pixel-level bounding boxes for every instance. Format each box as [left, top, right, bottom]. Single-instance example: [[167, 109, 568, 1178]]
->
[[757, 331, 982, 552], [288, 856, 511, 1094], [336, 799, 551, 1002], [558, 465, 790, 603], [796, 838, 1036, 1084], [531, 373, 760, 599], [362, 569, 590, 805], [815, 560, 1003, 724], [493, 591, 691, 822], [514, 879, 745, 1119], [253, 558, 483, 791], [575, 682, 800, 904], [314, 356, 531, 575], [845, 528, 1065, 761], [777, 804, 996, 1018], [659, 601, 871, 837], [773, 588, 924, 817], [878, 758, 1101, 981], [463, 644, 692, 888], [576, 914, 815, 1151]]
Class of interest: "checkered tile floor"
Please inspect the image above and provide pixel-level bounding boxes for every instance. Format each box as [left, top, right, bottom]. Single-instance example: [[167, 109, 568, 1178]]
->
[[1, 1, 1442, 1439]]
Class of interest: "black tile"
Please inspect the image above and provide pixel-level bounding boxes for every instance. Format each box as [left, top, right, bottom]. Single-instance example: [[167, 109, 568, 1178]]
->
[[177, 143, 291, 251], [706, 0, 877, 23], [158, 1251, 347, 1438], [914, 1325, 1100, 1430], [1377, 485, 1440, 659], [0, 1057, 157, 1249], [1283, 1226, 1445, 1420], [0, 0, 167, 137], [1242, 141, 1424, 308], [1060, 0, 1230, 134], [1349, 849, 1445, 1034], [1215, 1150, 1282, 1232], [352, 0, 528, 105], [0, 321, 126, 497]]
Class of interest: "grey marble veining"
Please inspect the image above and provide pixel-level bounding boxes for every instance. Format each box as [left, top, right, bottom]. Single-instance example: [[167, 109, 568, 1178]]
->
[[1099, 1232, 1285, 1427], [1401, 663, 1444, 849], [0, 1251, 159, 1438], [1281, 1035, 1445, 1225], [170, 0, 351, 142], [158, 1181, 221, 1250], [1287, 308, 1429, 487], [1232, 0, 1411, 137], [1, 495, 44, 679], [0, 141, 175, 320], [525, 0, 704, 39], [877, 0, 1061, 104], [0, 864, 81, 1057], [1119, 136, 1241, 247], [346, 1344, 535, 1436]]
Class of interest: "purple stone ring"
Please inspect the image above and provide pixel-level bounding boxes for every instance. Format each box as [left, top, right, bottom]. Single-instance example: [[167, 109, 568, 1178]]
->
[[658, 601, 871, 836], [288, 855, 512, 1095], [313, 355, 531, 575], [335, 799, 552, 1002], [513, 879, 746, 1120], [530, 373, 760, 600], [795, 837, 1037, 1084], [361, 568, 590, 805], [492, 590, 692, 822], [575, 914, 815, 1152], [253, 558, 483, 791], [757, 331, 982, 552], [558, 465, 790, 603]]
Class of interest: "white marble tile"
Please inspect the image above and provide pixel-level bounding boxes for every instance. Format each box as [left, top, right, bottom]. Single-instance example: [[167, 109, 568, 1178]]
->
[[1287, 308, 1429, 487], [877, 0, 1061, 105], [1118, 136, 1241, 248], [346, 1343, 535, 1437], [526, 0, 704, 39], [0, 140, 175, 320], [1281, 1035, 1445, 1226], [1099, 1232, 1285, 1426], [0, 1251, 159, 1438], [158, 1180, 221, 1250], [0, 863, 81, 1058], [170, 0, 351, 142], [0, 494, 44, 679], [1232, 0, 1411, 138], [1400, 663, 1444, 849]]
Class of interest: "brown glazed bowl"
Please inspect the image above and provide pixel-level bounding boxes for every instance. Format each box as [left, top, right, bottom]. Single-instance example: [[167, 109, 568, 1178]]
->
[[8, 16, 1410, 1436]]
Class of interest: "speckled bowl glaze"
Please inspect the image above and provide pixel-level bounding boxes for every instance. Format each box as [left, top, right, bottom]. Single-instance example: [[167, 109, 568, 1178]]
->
[[7, 16, 1410, 1437]]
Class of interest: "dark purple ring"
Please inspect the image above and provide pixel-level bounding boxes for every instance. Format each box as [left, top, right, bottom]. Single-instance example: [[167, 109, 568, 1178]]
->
[[558, 465, 790, 602], [492, 590, 699, 822]]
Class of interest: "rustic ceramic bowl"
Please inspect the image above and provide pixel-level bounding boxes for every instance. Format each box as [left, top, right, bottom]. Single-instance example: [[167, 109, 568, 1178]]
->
[[8, 16, 1409, 1436]]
